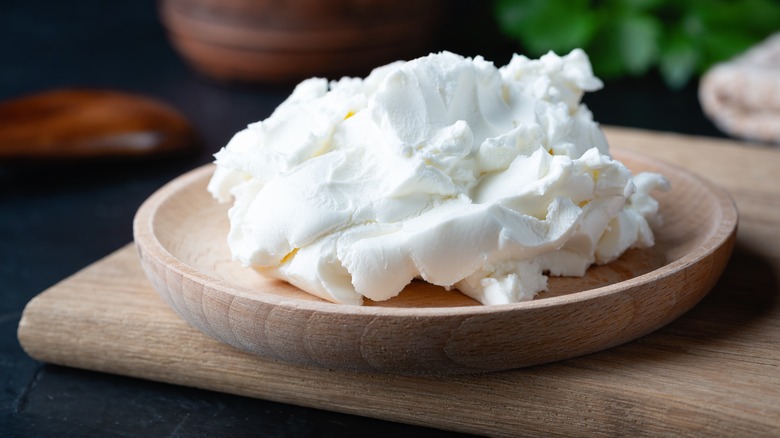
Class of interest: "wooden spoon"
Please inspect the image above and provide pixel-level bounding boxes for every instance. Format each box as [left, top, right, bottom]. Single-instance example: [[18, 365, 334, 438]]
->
[[0, 89, 197, 160]]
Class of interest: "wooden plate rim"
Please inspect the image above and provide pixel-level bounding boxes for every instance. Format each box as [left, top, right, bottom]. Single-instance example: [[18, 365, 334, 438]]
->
[[134, 148, 738, 318]]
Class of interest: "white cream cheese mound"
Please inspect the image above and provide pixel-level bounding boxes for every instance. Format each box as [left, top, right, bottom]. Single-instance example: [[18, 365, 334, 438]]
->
[[208, 49, 670, 306]]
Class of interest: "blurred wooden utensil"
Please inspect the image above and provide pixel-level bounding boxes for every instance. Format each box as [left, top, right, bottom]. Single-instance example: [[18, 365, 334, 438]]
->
[[0, 89, 197, 161], [159, 0, 443, 84]]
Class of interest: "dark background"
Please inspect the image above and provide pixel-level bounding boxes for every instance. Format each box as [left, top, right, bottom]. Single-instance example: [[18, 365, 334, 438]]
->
[[1, 1, 728, 436]]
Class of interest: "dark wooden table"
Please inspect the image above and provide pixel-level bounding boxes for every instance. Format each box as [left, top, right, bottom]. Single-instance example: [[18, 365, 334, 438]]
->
[[2, 0, 736, 436]]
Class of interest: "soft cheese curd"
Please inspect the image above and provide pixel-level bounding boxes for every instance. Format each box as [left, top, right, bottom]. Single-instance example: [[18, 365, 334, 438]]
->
[[208, 49, 670, 305]]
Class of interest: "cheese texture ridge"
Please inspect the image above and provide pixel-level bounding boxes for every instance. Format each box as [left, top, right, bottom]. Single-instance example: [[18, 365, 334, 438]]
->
[[208, 49, 670, 305]]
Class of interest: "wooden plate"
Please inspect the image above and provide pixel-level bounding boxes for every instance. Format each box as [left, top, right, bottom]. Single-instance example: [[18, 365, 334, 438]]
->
[[133, 149, 737, 375]]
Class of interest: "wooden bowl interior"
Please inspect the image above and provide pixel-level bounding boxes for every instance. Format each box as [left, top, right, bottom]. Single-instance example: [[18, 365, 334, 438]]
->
[[137, 147, 737, 374], [151, 149, 722, 309]]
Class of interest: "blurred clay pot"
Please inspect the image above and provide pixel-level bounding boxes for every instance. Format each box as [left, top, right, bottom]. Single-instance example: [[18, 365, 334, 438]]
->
[[159, 0, 443, 84]]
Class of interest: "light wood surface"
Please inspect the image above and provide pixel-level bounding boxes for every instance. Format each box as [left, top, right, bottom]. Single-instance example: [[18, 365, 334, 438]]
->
[[18, 127, 780, 436], [132, 148, 736, 374]]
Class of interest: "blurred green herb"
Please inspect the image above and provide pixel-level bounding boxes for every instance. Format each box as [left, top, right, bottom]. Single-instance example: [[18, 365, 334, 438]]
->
[[494, 0, 780, 89]]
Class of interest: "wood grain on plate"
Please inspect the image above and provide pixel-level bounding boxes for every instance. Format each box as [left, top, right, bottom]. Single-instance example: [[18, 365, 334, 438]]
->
[[131, 147, 737, 374], [18, 127, 780, 436]]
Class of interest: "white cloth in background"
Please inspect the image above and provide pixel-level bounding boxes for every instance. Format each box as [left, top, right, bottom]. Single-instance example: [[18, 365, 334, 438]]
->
[[699, 33, 780, 144]]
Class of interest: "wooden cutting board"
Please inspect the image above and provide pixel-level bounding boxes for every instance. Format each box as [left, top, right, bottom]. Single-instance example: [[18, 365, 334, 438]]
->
[[17, 127, 780, 436]]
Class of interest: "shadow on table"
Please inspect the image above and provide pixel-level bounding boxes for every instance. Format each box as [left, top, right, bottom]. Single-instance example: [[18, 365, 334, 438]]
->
[[0, 150, 204, 198], [545, 240, 779, 373], [676, 241, 779, 331], [601, 241, 779, 362]]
